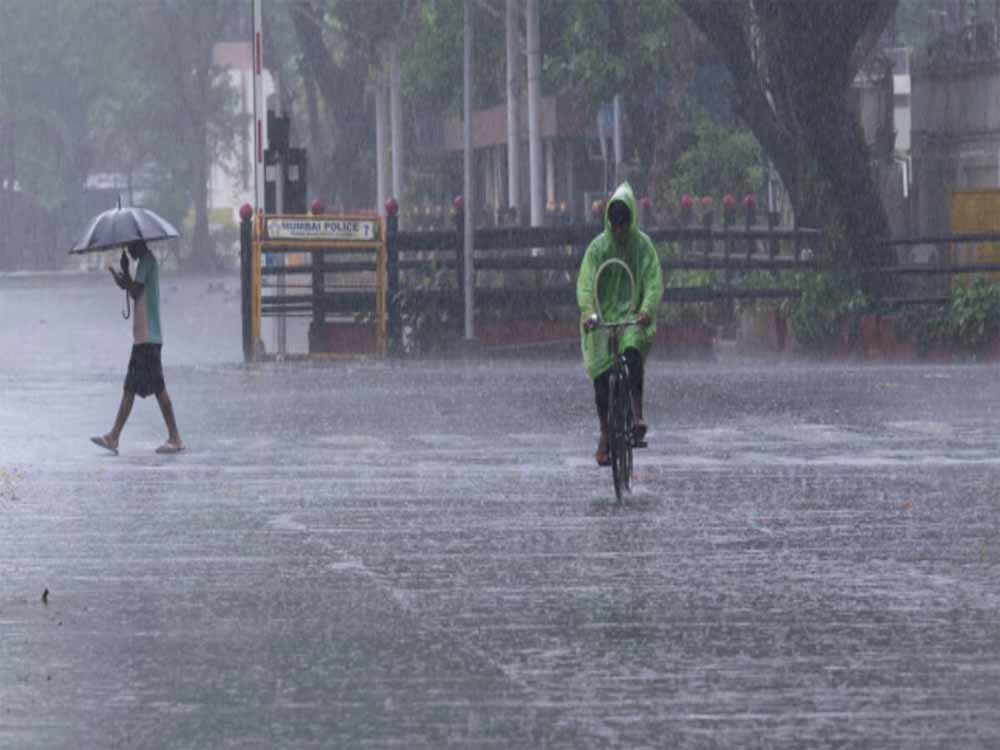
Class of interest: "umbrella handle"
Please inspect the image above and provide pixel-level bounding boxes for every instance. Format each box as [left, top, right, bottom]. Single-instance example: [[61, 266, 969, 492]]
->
[[122, 289, 131, 320]]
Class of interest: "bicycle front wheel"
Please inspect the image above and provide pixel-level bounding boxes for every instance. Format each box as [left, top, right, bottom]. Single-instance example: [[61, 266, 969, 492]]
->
[[608, 370, 632, 501], [617, 368, 633, 496]]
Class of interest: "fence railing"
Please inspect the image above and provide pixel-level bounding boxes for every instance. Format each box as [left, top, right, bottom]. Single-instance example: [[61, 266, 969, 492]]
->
[[383, 204, 823, 349], [239, 203, 823, 357]]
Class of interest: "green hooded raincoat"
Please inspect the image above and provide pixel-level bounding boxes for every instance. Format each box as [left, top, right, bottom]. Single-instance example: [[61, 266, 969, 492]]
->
[[576, 182, 664, 379]]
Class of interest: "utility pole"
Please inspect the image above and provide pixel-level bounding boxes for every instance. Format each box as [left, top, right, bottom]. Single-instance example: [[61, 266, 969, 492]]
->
[[463, 0, 476, 341], [252, 0, 265, 216], [607, 0, 624, 184], [613, 94, 623, 183], [274, 80, 286, 354], [390, 41, 403, 225], [505, 0, 521, 224], [375, 69, 387, 215], [526, 0, 543, 227]]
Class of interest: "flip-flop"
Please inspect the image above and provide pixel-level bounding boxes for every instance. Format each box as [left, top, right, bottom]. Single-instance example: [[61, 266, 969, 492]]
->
[[155, 442, 185, 455], [90, 435, 118, 456]]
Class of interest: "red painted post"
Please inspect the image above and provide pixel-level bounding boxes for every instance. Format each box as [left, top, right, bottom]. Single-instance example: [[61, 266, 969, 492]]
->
[[701, 196, 714, 258], [639, 195, 653, 228], [385, 198, 399, 355], [453, 196, 465, 332], [722, 194, 735, 281], [744, 194, 756, 261], [239, 203, 254, 363]]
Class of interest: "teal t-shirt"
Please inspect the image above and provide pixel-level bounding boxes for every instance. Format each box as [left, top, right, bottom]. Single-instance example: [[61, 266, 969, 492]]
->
[[132, 253, 162, 344]]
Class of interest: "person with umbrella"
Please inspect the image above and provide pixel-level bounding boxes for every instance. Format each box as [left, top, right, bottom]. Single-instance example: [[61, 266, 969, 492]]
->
[[71, 205, 185, 455]]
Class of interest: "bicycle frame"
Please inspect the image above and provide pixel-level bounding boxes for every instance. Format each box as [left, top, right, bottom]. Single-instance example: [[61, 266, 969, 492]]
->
[[588, 257, 641, 501]]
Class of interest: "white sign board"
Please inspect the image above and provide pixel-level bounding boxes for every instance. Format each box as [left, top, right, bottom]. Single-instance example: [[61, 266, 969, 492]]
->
[[266, 217, 377, 242]]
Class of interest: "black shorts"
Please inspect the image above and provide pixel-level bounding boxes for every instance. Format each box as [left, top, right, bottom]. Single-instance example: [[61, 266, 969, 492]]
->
[[124, 343, 165, 398]]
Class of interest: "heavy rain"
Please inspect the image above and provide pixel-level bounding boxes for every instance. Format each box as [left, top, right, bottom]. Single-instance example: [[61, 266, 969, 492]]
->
[[2, 1, 1000, 748]]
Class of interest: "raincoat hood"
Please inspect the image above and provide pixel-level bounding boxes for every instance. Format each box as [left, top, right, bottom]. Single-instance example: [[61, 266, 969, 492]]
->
[[604, 182, 639, 244]]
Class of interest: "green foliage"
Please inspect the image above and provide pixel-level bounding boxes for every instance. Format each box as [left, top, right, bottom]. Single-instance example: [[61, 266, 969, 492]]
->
[[0, 0, 242, 267], [787, 271, 868, 354], [671, 108, 765, 201], [894, 0, 933, 49], [948, 276, 1000, 352], [895, 305, 949, 357], [543, 0, 674, 193], [0, 1, 129, 206], [402, 0, 506, 116], [658, 242, 718, 324], [659, 242, 719, 288], [544, 0, 673, 106], [894, 277, 1000, 357], [393, 261, 458, 356], [735, 270, 794, 315]]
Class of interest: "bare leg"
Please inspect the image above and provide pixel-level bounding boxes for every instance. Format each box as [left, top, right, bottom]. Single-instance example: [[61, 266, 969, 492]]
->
[[155, 389, 183, 445], [109, 390, 135, 445], [595, 411, 610, 465], [594, 375, 611, 465]]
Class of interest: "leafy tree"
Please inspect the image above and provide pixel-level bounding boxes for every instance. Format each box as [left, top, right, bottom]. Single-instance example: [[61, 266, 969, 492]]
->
[[671, 107, 764, 200], [0, 0, 242, 269], [676, 0, 899, 293], [543, 0, 674, 195], [287, 0, 505, 208], [0, 1, 127, 206], [117, 0, 243, 269], [288, 0, 380, 207]]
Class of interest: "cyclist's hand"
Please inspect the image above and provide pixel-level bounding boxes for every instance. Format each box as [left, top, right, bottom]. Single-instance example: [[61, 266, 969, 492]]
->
[[637, 311, 651, 329], [583, 314, 599, 332]]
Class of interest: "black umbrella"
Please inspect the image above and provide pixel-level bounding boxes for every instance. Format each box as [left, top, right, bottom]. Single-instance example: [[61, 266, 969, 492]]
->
[[69, 205, 180, 254]]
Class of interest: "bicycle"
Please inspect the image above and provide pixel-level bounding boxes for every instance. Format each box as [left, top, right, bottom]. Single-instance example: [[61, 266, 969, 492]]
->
[[586, 257, 647, 502]]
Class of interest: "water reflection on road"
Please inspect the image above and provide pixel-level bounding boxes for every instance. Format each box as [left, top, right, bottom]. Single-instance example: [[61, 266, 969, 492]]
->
[[1, 272, 999, 748]]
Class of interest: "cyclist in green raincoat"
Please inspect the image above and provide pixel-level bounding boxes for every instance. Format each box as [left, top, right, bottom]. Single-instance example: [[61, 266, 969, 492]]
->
[[577, 182, 664, 466]]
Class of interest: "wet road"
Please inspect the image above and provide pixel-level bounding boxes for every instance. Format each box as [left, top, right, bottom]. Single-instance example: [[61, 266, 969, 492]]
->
[[2, 272, 999, 748]]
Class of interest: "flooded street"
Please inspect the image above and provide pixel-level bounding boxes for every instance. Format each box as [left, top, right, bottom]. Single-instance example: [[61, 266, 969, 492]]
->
[[2, 272, 999, 748]]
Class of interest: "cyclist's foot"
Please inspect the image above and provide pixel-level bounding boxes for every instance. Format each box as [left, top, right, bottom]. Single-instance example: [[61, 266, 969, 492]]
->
[[90, 434, 118, 456], [634, 421, 647, 442], [595, 432, 610, 466]]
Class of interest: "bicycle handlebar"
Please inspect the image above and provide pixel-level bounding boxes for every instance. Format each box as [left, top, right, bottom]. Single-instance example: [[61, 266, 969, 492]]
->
[[584, 313, 641, 332]]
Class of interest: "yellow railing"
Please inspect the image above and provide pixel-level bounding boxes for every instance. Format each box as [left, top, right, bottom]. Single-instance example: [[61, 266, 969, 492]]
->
[[251, 212, 386, 359]]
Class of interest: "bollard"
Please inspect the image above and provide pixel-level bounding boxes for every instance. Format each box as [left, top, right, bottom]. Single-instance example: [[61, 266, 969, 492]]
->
[[767, 210, 779, 283], [679, 194, 693, 258], [239, 203, 254, 363], [744, 194, 756, 261], [722, 194, 736, 285], [385, 197, 399, 355], [453, 196, 465, 335], [639, 195, 653, 228], [701, 196, 714, 259]]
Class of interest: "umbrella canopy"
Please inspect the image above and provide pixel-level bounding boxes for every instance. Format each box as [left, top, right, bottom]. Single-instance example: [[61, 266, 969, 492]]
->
[[69, 206, 180, 254]]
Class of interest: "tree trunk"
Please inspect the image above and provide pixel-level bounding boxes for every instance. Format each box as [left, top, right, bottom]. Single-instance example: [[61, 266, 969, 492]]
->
[[191, 119, 213, 270], [289, 1, 373, 209], [648, 10, 706, 222], [676, 0, 898, 295]]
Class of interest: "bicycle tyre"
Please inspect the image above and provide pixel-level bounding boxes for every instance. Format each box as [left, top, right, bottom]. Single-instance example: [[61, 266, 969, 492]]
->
[[608, 370, 625, 501], [618, 364, 633, 495]]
